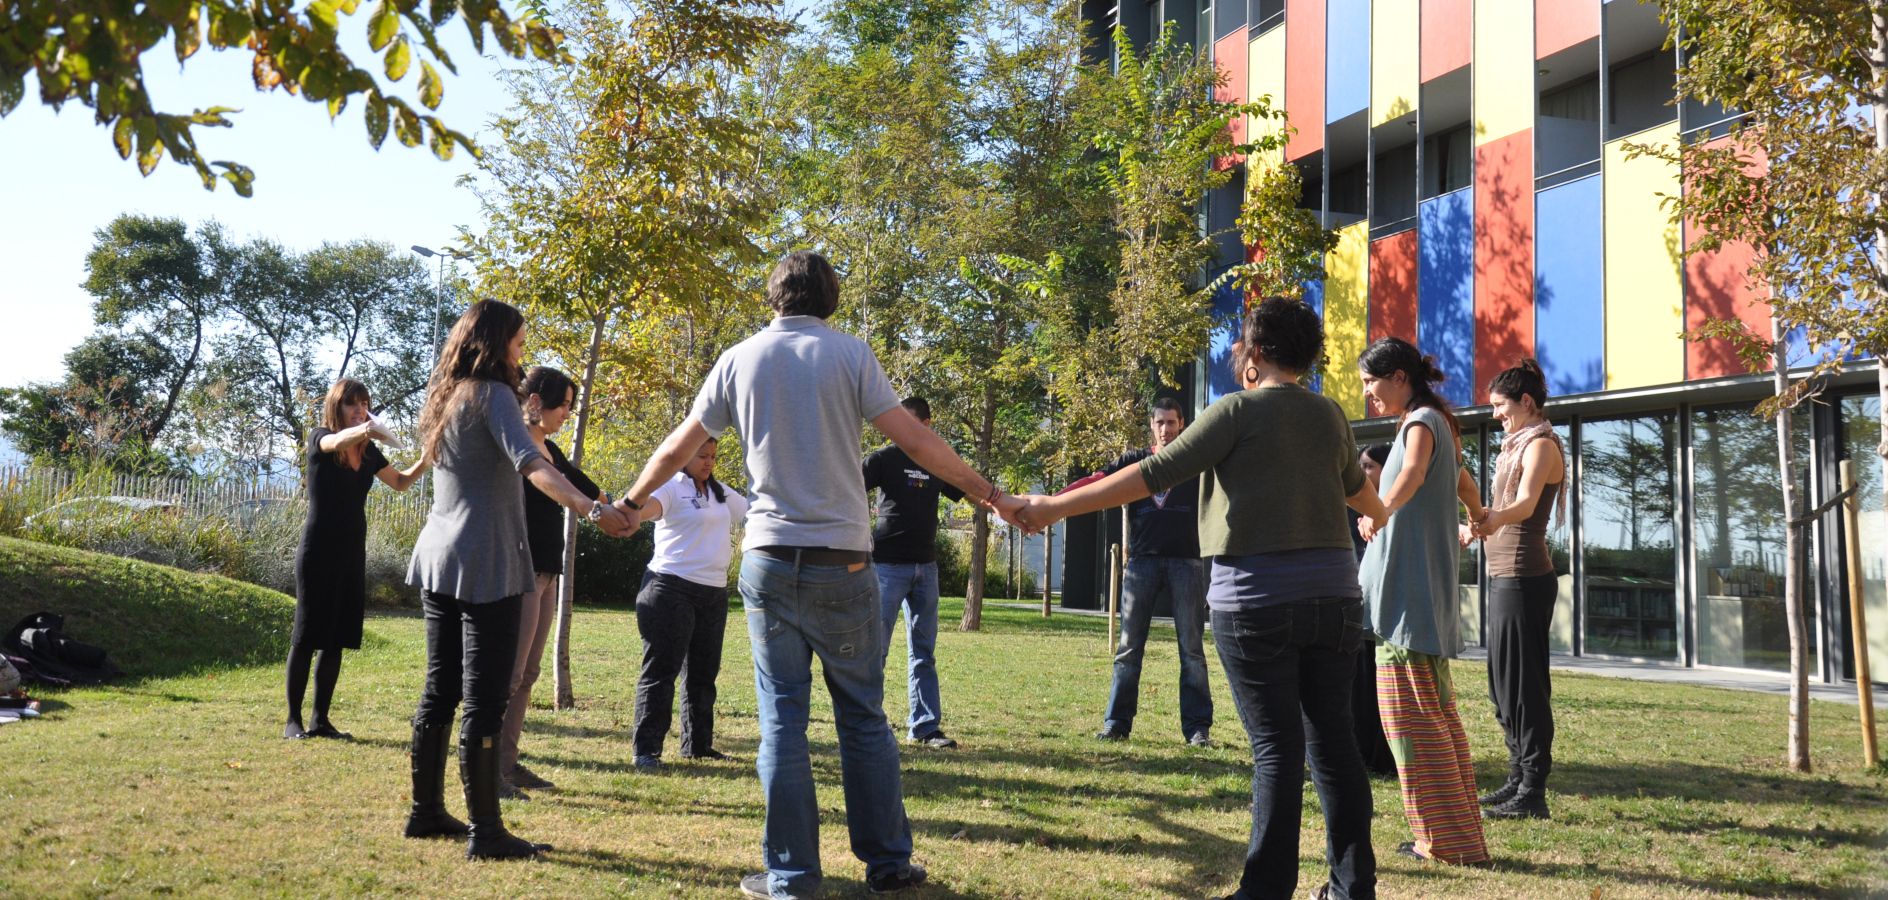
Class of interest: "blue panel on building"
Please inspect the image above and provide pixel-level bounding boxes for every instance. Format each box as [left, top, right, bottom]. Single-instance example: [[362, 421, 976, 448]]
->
[[1206, 269, 1245, 403], [1418, 189, 1474, 407], [1304, 278, 1325, 393], [1534, 176, 1605, 396], [1325, 0, 1369, 123]]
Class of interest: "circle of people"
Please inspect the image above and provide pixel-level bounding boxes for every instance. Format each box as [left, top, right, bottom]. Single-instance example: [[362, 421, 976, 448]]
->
[[284, 250, 1568, 900]]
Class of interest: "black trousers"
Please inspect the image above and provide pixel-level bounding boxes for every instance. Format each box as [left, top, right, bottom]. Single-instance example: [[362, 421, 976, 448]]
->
[[632, 571, 729, 757], [1486, 573, 1558, 786], [414, 590, 522, 740]]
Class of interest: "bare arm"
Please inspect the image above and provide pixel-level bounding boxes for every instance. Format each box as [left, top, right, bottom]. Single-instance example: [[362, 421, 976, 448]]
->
[[1347, 484, 1387, 521], [1457, 466, 1484, 522], [317, 424, 372, 454], [1380, 422, 1434, 516], [1479, 440, 1563, 532], [524, 458, 630, 534], [1026, 466, 1152, 529], [375, 454, 430, 492], [622, 417, 714, 514], [870, 406, 998, 502]]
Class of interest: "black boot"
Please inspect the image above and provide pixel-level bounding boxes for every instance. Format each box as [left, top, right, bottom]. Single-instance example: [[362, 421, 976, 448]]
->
[[461, 734, 551, 859], [1478, 765, 1522, 807], [1485, 776, 1551, 820], [404, 723, 470, 839]]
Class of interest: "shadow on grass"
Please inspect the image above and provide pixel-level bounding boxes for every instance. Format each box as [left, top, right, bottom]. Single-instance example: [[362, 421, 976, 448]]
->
[[1486, 854, 1868, 899], [1554, 760, 1888, 808]]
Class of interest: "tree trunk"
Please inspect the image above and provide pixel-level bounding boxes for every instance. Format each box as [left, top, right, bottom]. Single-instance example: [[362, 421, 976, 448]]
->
[[1774, 315, 1811, 772], [1873, 3, 1888, 668], [960, 384, 999, 632], [552, 309, 608, 711]]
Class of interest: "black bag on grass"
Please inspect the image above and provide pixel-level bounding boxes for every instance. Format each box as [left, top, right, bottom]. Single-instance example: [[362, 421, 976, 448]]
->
[[3, 612, 119, 685]]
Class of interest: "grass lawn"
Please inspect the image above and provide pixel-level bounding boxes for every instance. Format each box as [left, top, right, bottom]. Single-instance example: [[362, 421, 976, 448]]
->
[[0, 536, 1884, 898]]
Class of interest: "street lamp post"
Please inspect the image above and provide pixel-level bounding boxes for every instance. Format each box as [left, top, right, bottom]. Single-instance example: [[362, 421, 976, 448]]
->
[[410, 245, 470, 373]]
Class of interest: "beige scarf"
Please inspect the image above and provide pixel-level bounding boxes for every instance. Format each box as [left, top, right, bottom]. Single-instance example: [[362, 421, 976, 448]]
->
[[1491, 420, 1566, 529]]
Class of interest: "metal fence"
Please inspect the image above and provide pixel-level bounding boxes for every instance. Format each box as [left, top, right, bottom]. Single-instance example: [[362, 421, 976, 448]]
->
[[0, 463, 431, 533]]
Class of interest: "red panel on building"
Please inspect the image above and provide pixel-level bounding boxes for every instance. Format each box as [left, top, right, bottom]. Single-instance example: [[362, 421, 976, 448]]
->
[[1536, 0, 1599, 59], [1215, 29, 1249, 170], [1285, 0, 1325, 160], [1421, 0, 1471, 82], [1686, 134, 1774, 379], [1370, 230, 1419, 344], [1474, 129, 1536, 399]]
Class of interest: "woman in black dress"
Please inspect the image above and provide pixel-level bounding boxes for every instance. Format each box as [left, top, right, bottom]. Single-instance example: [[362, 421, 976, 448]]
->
[[286, 378, 428, 739]]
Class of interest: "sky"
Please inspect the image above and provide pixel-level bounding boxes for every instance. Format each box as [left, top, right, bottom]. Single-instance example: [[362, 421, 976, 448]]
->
[[0, 24, 513, 391]]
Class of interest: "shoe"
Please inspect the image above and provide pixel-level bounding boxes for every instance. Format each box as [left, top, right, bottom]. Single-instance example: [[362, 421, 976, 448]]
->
[[1307, 885, 1332, 900], [867, 863, 928, 894], [461, 735, 550, 859], [913, 731, 958, 749], [304, 721, 353, 741], [1095, 728, 1128, 742], [1484, 788, 1551, 820], [284, 720, 308, 740], [739, 873, 776, 899], [679, 747, 728, 761], [497, 778, 531, 801], [403, 722, 470, 839], [1396, 841, 1427, 861], [509, 763, 555, 790], [1478, 769, 1522, 807], [1186, 731, 1212, 748], [633, 754, 663, 770]]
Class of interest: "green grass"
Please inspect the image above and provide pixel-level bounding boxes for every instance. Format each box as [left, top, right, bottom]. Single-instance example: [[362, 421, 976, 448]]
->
[[0, 536, 1884, 897]]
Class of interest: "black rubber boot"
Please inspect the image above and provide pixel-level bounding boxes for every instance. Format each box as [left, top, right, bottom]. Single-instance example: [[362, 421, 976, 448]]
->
[[404, 723, 470, 839], [461, 734, 551, 859], [1478, 765, 1522, 807]]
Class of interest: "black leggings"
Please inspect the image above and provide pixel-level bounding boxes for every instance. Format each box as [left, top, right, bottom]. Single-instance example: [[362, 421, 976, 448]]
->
[[1486, 573, 1558, 786], [285, 642, 344, 725], [414, 590, 523, 740]]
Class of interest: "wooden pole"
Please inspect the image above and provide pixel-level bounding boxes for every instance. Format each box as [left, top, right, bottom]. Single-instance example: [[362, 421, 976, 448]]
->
[[1041, 524, 1054, 618], [1841, 461, 1880, 767], [1107, 544, 1120, 653]]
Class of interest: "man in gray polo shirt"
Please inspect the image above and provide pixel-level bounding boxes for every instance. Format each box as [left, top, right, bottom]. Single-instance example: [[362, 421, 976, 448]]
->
[[619, 250, 1021, 900]]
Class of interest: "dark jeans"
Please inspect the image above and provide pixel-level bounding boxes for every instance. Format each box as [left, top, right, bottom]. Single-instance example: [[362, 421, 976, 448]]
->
[[1106, 556, 1213, 738], [1213, 600, 1376, 900], [1486, 573, 1558, 786], [633, 571, 730, 757], [414, 590, 522, 740]]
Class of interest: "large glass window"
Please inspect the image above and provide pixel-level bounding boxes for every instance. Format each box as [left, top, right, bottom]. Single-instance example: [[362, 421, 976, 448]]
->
[[1837, 396, 1884, 682], [1581, 414, 1680, 660], [1460, 427, 1483, 646], [1692, 404, 1814, 672]]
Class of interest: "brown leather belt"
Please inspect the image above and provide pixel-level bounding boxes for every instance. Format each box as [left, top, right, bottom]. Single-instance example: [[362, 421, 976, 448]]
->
[[751, 545, 871, 566]]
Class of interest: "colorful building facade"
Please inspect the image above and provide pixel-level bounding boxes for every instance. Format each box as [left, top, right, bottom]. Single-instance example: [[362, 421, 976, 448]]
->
[[1073, 0, 1885, 688]]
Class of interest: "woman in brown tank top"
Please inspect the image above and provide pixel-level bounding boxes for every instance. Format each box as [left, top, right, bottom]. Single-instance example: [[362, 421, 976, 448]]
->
[[1471, 359, 1565, 821]]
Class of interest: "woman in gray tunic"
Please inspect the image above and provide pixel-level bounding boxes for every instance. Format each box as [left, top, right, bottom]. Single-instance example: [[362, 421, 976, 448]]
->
[[399, 300, 632, 860], [1356, 337, 1490, 865]]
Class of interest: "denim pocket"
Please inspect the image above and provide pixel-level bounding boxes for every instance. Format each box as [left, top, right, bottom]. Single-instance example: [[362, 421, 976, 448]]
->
[[815, 583, 878, 660], [742, 588, 783, 644], [1228, 608, 1292, 662], [1335, 600, 1366, 655]]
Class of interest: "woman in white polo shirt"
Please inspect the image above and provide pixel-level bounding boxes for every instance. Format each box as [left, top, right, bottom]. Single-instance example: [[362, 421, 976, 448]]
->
[[631, 436, 747, 768]]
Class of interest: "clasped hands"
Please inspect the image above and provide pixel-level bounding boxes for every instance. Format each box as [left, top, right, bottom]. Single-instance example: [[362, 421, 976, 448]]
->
[[591, 498, 636, 538], [1353, 513, 1494, 548], [994, 493, 1060, 535]]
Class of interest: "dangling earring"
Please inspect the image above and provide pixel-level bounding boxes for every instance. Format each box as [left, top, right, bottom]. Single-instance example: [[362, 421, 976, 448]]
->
[[1243, 366, 1260, 385]]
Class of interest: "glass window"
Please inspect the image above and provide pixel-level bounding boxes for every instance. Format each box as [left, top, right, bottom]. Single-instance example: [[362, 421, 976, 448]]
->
[[1837, 396, 1884, 682], [1581, 414, 1680, 660], [1692, 404, 1814, 672], [1459, 427, 1483, 646]]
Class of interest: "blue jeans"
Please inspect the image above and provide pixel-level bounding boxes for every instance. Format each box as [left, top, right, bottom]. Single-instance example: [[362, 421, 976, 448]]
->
[[876, 561, 943, 739], [1213, 599, 1375, 900], [1105, 556, 1213, 738], [740, 553, 913, 898]]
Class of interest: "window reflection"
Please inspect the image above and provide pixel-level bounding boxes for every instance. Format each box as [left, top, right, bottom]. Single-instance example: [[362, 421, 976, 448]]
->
[[1692, 404, 1813, 672], [1581, 414, 1680, 660]]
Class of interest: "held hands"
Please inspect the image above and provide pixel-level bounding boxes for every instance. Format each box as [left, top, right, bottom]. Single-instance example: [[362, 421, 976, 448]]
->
[[1459, 522, 1477, 549], [592, 501, 634, 538], [992, 493, 1031, 532], [1357, 516, 1379, 543], [1007, 494, 1064, 535]]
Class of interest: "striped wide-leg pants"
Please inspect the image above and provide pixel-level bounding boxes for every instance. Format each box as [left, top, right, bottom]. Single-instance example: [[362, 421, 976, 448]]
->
[[1376, 643, 1490, 864]]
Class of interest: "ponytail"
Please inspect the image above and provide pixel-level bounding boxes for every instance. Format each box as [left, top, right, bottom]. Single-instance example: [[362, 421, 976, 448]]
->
[[1359, 337, 1460, 439], [1488, 358, 1549, 412]]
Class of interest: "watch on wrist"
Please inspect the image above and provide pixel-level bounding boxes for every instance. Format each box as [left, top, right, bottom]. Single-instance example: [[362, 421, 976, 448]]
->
[[619, 496, 643, 511], [587, 500, 606, 522]]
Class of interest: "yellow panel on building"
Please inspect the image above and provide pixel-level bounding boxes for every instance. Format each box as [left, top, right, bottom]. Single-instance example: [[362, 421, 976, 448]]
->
[[1473, 0, 1533, 144], [1603, 123, 1685, 390], [1371, 0, 1418, 128], [1249, 27, 1287, 164], [1325, 221, 1370, 420]]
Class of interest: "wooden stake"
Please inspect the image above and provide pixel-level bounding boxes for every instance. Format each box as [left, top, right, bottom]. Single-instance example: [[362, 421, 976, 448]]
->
[[1840, 461, 1880, 767], [1107, 544, 1121, 654]]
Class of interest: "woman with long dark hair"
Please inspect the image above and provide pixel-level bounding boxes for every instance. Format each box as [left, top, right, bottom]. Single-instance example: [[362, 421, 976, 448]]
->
[[400, 300, 631, 859], [631, 436, 747, 768], [1356, 336, 1490, 865], [286, 378, 428, 740], [496, 366, 607, 798], [1471, 359, 1565, 820], [1017, 298, 1387, 900]]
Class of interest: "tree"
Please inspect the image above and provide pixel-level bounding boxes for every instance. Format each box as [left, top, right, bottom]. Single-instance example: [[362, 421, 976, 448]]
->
[[0, 332, 190, 474], [1, 0, 568, 194], [1630, 0, 1888, 772], [471, 0, 786, 707]]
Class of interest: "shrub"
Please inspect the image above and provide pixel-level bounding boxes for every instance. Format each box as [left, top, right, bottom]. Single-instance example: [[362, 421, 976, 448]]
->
[[936, 530, 1038, 599]]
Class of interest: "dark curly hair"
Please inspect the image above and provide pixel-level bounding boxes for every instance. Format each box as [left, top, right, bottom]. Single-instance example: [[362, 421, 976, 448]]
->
[[1241, 296, 1324, 374], [1488, 358, 1549, 412], [1358, 336, 1460, 438]]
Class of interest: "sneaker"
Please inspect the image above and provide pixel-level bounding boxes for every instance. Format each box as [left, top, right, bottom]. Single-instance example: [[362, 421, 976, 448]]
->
[[866, 863, 928, 894], [1186, 731, 1212, 748], [912, 731, 958, 749], [304, 721, 353, 740], [1478, 773, 1522, 807], [496, 778, 531, 802], [679, 747, 729, 761], [633, 754, 663, 770], [1483, 789, 1550, 820], [738, 873, 775, 899], [1095, 728, 1128, 742], [510, 763, 555, 790]]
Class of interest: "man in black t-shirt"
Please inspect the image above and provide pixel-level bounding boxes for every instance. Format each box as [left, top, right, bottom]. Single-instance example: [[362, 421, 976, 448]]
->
[[1059, 397, 1212, 746], [863, 397, 966, 749]]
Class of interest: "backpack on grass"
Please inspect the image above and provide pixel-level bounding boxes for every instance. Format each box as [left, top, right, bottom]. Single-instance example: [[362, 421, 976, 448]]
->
[[3, 612, 120, 686]]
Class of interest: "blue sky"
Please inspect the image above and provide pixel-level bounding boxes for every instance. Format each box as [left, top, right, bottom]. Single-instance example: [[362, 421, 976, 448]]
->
[[0, 24, 511, 390]]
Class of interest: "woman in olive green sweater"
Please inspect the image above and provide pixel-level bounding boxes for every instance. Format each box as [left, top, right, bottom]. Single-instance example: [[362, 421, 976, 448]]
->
[[1017, 298, 1388, 900]]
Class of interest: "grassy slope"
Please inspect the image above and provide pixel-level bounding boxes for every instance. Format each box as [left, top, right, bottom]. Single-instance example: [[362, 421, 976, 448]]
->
[[0, 539, 1882, 898]]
